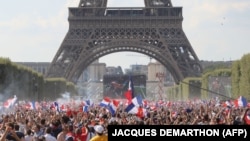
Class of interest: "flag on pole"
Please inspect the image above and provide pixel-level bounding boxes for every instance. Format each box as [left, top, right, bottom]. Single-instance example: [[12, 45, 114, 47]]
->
[[124, 75, 135, 104]]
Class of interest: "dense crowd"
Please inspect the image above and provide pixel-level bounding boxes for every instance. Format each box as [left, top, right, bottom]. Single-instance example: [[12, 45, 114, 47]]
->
[[0, 98, 249, 141]]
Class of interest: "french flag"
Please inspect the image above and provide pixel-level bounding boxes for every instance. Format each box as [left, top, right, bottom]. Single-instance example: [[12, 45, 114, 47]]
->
[[27, 101, 36, 110], [124, 75, 135, 104], [83, 105, 88, 112], [125, 96, 146, 118], [84, 100, 93, 106], [108, 99, 120, 116], [82, 100, 93, 112], [223, 101, 232, 108], [131, 95, 143, 107], [54, 101, 60, 112], [3, 95, 17, 108], [234, 96, 247, 107], [100, 97, 111, 107], [125, 102, 139, 114]]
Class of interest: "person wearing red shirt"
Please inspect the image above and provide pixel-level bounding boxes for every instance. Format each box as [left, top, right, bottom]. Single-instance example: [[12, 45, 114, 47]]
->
[[74, 127, 88, 141], [65, 124, 75, 141]]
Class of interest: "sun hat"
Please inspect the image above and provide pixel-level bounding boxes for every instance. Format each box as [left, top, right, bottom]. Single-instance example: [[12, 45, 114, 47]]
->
[[94, 125, 104, 133]]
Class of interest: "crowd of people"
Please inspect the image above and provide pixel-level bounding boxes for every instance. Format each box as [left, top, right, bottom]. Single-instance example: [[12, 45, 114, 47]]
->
[[0, 97, 249, 141]]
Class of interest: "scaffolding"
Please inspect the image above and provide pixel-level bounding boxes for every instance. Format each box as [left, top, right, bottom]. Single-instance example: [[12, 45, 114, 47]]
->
[[156, 72, 165, 100]]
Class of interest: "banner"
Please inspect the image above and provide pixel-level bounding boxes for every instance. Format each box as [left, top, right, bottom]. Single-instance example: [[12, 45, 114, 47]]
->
[[108, 125, 250, 141]]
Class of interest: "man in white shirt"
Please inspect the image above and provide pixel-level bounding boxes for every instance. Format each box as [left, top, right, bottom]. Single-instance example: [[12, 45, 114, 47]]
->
[[44, 127, 57, 141]]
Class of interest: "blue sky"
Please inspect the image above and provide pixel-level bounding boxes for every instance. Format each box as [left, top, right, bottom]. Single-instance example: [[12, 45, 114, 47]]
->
[[1, 0, 250, 70]]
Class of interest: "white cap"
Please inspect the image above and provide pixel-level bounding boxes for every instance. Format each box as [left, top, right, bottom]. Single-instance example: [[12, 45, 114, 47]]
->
[[94, 125, 104, 133]]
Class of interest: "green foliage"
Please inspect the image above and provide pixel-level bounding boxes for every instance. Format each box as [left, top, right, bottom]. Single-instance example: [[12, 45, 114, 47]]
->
[[202, 62, 231, 74], [231, 60, 241, 98], [238, 54, 250, 100], [0, 57, 77, 101], [2, 53, 250, 101], [181, 77, 202, 100], [166, 84, 181, 101]]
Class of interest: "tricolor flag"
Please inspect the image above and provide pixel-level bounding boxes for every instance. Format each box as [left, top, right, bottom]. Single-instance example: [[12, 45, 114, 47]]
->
[[3, 95, 17, 108], [125, 102, 139, 114], [84, 100, 93, 106], [82, 100, 93, 112], [125, 103, 146, 118], [124, 75, 135, 104], [100, 97, 111, 107], [83, 105, 88, 112], [108, 99, 120, 116], [27, 101, 36, 110], [223, 101, 232, 108], [125, 96, 146, 118], [54, 101, 60, 112], [131, 95, 143, 107], [234, 96, 247, 107]]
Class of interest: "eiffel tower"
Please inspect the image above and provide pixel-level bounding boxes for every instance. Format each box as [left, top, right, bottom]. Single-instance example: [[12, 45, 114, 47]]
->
[[45, 0, 202, 84]]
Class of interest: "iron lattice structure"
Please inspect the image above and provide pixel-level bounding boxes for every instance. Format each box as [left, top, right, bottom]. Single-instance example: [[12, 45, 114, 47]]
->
[[45, 0, 202, 84]]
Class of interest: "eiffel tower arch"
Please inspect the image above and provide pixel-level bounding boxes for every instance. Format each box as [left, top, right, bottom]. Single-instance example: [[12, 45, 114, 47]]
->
[[45, 0, 203, 84]]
